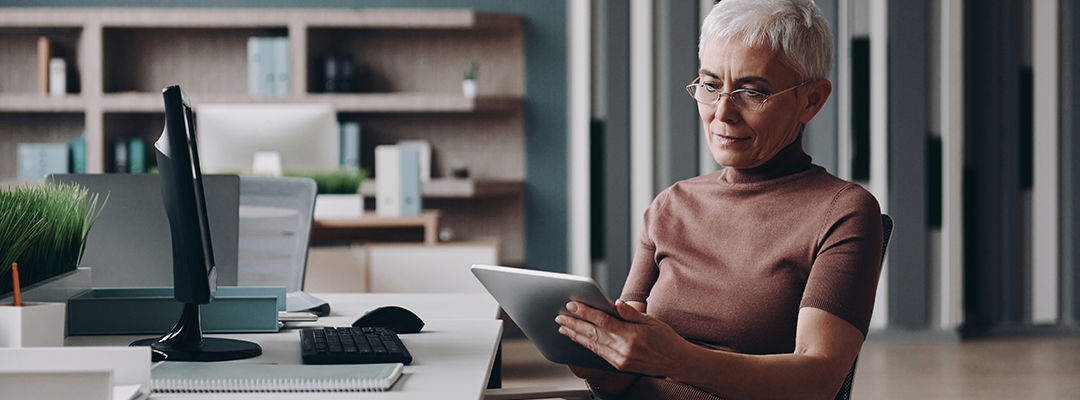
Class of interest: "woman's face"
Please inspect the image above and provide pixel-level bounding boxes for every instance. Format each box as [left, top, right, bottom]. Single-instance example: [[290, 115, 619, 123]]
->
[[697, 37, 831, 169]]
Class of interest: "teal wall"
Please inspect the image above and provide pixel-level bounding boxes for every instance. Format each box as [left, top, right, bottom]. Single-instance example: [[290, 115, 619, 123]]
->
[[2, 0, 569, 271]]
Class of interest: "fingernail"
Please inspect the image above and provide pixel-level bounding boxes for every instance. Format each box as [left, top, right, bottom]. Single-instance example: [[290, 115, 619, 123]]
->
[[558, 327, 567, 335], [555, 315, 564, 324], [566, 302, 578, 312]]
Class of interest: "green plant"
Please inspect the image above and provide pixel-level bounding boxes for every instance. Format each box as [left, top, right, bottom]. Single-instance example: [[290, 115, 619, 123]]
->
[[464, 61, 479, 80], [0, 182, 106, 297], [284, 167, 367, 194]]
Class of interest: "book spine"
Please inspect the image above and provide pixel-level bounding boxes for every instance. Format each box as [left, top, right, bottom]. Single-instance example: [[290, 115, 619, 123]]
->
[[37, 36, 51, 94], [247, 36, 263, 97], [128, 137, 146, 174], [261, 38, 276, 97], [273, 37, 290, 96], [70, 136, 86, 174], [113, 139, 128, 173], [323, 55, 339, 93], [340, 122, 361, 168]]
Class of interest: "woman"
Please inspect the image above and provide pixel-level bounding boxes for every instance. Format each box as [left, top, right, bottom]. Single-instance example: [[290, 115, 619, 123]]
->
[[554, 1, 883, 399]]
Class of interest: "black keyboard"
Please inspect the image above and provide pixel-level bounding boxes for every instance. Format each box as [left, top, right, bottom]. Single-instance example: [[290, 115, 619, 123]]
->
[[300, 326, 413, 365]]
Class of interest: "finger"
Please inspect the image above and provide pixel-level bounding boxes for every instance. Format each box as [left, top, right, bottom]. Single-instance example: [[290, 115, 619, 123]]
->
[[615, 299, 651, 323], [568, 301, 618, 329]]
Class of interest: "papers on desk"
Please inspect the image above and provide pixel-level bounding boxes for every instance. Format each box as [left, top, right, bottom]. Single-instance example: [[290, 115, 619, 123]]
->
[[151, 362, 404, 392], [287, 290, 331, 316], [0, 347, 150, 400]]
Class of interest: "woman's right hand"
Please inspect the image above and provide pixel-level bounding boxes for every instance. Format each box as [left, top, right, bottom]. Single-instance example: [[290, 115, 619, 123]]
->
[[568, 365, 638, 399]]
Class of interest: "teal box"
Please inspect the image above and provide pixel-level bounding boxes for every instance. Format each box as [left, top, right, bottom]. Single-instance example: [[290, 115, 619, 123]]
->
[[66, 286, 285, 335]]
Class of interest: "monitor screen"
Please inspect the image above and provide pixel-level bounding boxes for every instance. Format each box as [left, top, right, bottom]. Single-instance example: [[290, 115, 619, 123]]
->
[[156, 85, 216, 305], [195, 103, 338, 174]]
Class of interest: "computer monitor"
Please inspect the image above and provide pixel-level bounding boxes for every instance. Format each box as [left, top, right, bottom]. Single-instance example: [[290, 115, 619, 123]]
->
[[130, 85, 261, 362], [195, 103, 338, 174]]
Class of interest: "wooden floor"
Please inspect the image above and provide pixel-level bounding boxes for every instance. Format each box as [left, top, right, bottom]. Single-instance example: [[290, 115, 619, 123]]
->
[[499, 334, 1080, 399]]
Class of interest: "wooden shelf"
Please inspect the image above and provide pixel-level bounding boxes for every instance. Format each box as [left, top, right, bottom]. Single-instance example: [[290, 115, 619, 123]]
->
[[98, 92, 521, 113], [359, 178, 523, 198], [0, 8, 521, 30], [0, 94, 85, 112], [314, 210, 441, 245]]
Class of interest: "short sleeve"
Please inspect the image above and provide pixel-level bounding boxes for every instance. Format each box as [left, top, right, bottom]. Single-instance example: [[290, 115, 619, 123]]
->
[[619, 191, 668, 303], [799, 184, 883, 336]]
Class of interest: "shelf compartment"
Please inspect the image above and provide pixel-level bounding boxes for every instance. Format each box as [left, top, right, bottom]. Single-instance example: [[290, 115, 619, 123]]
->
[[0, 112, 84, 182], [359, 178, 523, 199], [307, 27, 522, 96], [102, 27, 287, 95], [0, 27, 81, 95]]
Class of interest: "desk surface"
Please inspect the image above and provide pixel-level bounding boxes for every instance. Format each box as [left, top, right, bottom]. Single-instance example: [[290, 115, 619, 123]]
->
[[66, 293, 502, 400]]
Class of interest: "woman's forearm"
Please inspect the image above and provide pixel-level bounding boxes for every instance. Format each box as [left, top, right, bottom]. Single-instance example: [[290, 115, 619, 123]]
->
[[667, 344, 851, 400]]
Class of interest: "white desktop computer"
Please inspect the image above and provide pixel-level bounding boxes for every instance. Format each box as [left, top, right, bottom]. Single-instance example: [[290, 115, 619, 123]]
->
[[195, 103, 338, 174]]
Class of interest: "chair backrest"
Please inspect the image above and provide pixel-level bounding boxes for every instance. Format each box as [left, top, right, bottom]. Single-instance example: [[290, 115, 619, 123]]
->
[[236, 176, 317, 292], [833, 213, 893, 400]]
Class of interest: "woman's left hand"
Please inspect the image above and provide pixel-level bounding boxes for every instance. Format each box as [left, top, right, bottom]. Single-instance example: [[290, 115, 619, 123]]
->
[[555, 299, 691, 377]]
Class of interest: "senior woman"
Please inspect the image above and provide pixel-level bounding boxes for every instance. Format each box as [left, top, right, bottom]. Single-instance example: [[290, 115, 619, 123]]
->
[[554, 1, 883, 399]]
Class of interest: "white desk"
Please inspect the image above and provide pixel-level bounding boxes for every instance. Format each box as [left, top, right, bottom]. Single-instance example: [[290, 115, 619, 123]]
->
[[66, 293, 502, 400]]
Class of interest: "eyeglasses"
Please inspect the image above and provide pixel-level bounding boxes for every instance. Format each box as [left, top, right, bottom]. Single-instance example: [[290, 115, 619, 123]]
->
[[685, 77, 810, 111]]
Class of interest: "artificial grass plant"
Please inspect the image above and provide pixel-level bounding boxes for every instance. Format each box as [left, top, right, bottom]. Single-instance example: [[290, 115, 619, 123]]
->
[[0, 182, 105, 297]]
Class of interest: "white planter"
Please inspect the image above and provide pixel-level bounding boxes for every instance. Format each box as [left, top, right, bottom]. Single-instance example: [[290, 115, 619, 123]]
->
[[314, 193, 364, 219], [462, 79, 477, 99], [0, 302, 66, 347]]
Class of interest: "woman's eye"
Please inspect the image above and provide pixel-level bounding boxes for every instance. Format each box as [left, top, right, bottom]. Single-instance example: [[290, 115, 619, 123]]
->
[[741, 90, 767, 99]]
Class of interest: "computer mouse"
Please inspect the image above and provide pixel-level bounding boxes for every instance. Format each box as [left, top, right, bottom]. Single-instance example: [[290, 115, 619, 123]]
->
[[352, 305, 425, 334]]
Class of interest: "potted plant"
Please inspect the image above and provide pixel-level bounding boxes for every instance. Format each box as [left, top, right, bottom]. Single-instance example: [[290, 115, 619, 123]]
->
[[286, 167, 368, 217], [0, 182, 104, 347], [462, 61, 479, 99]]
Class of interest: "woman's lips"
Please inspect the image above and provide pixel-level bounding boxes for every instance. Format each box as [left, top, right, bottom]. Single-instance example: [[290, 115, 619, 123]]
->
[[713, 133, 750, 146]]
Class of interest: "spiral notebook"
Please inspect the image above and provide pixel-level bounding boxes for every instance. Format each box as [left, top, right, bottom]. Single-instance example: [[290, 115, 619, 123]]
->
[[151, 362, 403, 393]]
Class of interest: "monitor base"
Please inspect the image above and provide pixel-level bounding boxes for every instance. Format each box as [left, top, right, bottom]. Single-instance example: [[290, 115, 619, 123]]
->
[[130, 337, 262, 362]]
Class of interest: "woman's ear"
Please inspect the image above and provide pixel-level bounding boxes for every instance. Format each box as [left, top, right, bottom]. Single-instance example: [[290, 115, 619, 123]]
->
[[798, 79, 832, 124]]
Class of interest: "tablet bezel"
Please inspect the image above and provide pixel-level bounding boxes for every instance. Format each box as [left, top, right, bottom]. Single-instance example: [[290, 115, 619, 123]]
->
[[470, 264, 619, 371]]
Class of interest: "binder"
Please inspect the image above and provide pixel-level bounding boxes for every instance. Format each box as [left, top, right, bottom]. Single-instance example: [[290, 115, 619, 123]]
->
[[127, 137, 146, 174], [70, 136, 87, 173], [273, 36, 290, 96], [151, 362, 403, 393], [339, 121, 361, 167], [375, 145, 421, 217], [17, 142, 68, 182]]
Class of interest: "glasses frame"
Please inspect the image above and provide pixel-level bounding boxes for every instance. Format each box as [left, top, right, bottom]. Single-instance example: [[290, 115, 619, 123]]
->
[[685, 76, 811, 111]]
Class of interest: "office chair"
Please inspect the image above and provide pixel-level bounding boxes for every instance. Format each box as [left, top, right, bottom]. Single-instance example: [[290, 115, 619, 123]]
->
[[833, 213, 893, 400], [236, 176, 318, 292], [484, 214, 894, 400]]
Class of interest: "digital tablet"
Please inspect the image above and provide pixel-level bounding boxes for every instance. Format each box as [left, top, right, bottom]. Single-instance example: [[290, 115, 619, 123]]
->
[[470, 264, 619, 371]]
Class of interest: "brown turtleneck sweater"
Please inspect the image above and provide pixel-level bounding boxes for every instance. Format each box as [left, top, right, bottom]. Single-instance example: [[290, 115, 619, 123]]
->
[[617, 139, 883, 399]]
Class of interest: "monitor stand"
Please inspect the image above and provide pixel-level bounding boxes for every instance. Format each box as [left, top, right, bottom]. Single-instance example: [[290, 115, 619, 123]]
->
[[130, 303, 262, 362]]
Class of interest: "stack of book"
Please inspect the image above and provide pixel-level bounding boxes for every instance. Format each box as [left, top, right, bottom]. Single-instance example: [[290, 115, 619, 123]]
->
[[111, 137, 147, 174], [247, 36, 289, 97], [16, 136, 87, 182]]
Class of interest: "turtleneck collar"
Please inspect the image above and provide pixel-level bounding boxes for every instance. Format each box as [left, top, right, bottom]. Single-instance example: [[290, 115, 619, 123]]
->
[[718, 134, 813, 184]]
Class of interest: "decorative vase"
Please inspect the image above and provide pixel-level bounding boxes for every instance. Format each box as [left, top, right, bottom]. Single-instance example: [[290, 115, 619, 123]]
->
[[462, 78, 477, 99], [0, 301, 66, 347]]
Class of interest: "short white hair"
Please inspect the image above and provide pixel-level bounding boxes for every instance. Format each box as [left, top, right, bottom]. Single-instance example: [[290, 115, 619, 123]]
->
[[699, 0, 834, 81]]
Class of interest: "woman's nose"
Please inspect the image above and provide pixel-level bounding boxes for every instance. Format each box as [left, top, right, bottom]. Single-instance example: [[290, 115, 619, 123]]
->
[[715, 94, 741, 124]]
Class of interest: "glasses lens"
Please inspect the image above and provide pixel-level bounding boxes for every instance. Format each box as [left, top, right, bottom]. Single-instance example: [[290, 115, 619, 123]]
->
[[689, 84, 716, 104], [731, 91, 766, 111]]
